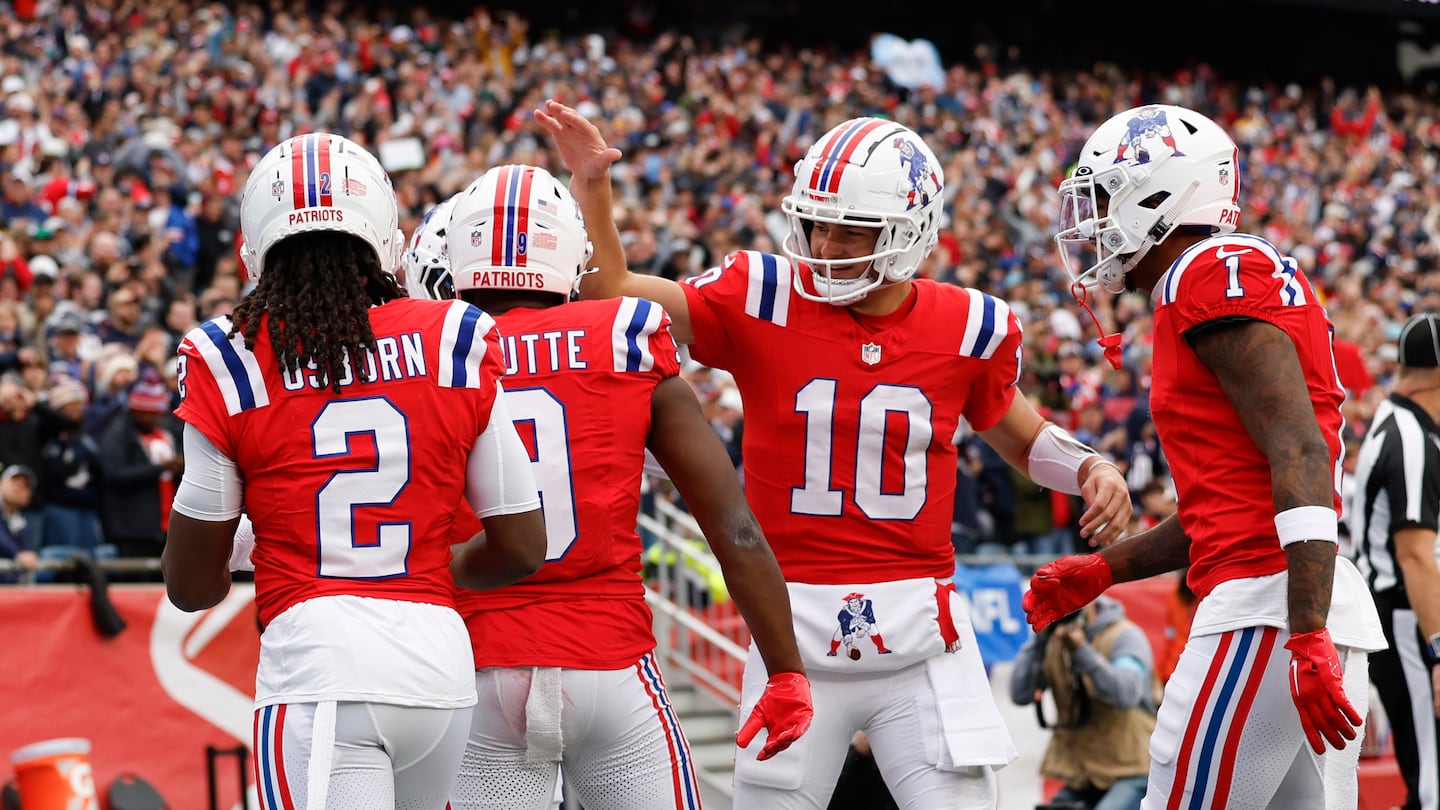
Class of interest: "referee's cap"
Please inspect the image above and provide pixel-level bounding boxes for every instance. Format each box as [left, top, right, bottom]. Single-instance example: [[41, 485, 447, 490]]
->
[[1398, 313, 1440, 368]]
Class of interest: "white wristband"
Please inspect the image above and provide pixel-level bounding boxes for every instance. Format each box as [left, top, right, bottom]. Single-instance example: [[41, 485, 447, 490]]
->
[[1274, 506, 1338, 547]]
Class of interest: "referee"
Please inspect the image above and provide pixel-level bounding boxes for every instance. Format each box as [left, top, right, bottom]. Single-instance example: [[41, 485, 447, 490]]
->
[[1352, 312, 1440, 810]]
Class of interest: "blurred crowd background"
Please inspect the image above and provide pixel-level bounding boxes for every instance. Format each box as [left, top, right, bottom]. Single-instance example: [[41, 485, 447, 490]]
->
[[1, 0, 1437, 574]]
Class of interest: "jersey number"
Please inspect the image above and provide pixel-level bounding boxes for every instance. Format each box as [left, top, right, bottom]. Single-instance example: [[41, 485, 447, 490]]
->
[[790, 379, 933, 520], [312, 397, 411, 578], [505, 387, 580, 561]]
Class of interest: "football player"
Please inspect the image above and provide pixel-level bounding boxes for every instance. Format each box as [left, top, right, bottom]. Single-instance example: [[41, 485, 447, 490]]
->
[[160, 133, 548, 810], [1024, 104, 1387, 809], [401, 164, 811, 810], [543, 99, 1133, 809]]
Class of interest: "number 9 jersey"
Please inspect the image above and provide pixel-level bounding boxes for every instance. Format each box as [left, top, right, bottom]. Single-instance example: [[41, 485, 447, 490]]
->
[[175, 297, 505, 628], [681, 250, 1023, 584]]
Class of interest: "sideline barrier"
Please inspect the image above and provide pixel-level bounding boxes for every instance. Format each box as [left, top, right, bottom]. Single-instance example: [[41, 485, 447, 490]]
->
[[2, 585, 258, 809]]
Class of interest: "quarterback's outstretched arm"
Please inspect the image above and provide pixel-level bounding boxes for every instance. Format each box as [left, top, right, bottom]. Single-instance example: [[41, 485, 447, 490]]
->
[[536, 98, 695, 343], [1189, 318, 1337, 634]]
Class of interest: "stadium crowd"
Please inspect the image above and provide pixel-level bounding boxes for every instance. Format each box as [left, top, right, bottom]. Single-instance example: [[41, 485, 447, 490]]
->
[[0, 0, 1432, 571]]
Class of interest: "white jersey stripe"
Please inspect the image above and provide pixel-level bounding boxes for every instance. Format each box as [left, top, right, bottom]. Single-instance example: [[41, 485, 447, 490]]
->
[[438, 301, 493, 388], [612, 296, 663, 373], [959, 290, 1010, 359], [191, 317, 269, 415], [742, 251, 790, 327]]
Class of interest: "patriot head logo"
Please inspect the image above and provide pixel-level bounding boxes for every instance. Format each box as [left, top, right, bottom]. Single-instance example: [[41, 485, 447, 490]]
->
[[893, 136, 939, 210], [827, 591, 892, 659], [1112, 106, 1187, 165]]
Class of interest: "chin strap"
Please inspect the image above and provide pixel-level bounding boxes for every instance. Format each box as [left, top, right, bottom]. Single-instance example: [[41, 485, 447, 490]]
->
[[1070, 281, 1124, 370]]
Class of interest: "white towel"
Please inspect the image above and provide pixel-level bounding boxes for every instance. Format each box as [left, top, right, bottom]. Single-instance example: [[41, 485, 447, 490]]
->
[[524, 667, 564, 763]]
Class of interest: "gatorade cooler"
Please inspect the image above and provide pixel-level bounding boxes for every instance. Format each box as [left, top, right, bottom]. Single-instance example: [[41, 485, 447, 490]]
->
[[10, 737, 99, 810]]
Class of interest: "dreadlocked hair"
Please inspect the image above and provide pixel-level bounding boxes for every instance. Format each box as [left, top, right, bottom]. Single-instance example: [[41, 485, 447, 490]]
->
[[229, 232, 408, 393]]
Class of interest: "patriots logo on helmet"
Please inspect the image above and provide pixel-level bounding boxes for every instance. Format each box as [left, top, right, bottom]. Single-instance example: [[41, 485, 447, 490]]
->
[[893, 137, 939, 210], [1111, 106, 1187, 165]]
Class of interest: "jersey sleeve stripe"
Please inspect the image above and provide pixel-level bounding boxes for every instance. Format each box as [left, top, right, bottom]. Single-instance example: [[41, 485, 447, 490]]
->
[[439, 301, 490, 388], [959, 291, 1008, 359], [195, 319, 269, 414], [614, 297, 661, 372], [743, 251, 790, 327]]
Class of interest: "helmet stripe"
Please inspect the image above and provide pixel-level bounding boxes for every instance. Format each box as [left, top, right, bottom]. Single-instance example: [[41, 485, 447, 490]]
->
[[316, 133, 332, 206], [503, 166, 523, 265], [513, 167, 534, 267], [289, 138, 305, 209], [304, 134, 318, 207], [490, 165, 512, 267], [812, 118, 887, 194]]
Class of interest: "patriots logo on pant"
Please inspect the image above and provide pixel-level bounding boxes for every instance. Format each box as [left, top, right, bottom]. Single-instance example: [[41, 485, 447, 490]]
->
[[827, 592, 892, 659]]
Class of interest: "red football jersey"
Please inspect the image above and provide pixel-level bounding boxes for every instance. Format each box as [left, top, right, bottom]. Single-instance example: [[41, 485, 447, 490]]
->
[[1149, 235, 1346, 599], [456, 297, 681, 669], [682, 250, 1022, 584], [175, 297, 504, 626]]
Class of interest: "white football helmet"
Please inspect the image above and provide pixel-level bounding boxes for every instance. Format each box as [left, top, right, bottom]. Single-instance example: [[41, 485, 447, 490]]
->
[[781, 117, 945, 305], [238, 133, 403, 280], [446, 165, 592, 298], [401, 195, 459, 300], [1056, 104, 1242, 294]]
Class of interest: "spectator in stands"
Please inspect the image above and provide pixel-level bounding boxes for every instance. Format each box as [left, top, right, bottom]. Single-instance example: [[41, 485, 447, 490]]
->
[[98, 378, 181, 562], [45, 309, 90, 383], [0, 463, 39, 580], [0, 373, 44, 476], [1009, 596, 1158, 810], [36, 377, 103, 550]]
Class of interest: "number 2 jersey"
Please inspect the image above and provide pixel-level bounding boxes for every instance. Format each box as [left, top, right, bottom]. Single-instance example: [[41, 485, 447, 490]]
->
[[455, 297, 682, 670], [175, 296, 507, 707], [681, 250, 1023, 585]]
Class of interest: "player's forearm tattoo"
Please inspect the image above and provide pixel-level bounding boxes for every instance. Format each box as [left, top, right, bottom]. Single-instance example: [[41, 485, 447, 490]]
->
[[1285, 540, 1336, 633], [1189, 320, 1335, 511], [1102, 513, 1192, 582]]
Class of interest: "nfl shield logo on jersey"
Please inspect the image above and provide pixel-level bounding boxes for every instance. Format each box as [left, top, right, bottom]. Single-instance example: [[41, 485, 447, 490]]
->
[[861, 342, 882, 365]]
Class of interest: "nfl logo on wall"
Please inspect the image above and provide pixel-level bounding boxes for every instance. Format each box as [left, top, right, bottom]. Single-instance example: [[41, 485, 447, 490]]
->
[[861, 342, 882, 365]]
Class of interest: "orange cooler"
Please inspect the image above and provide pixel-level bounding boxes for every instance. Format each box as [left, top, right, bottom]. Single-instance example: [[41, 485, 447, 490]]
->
[[9, 737, 99, 810]]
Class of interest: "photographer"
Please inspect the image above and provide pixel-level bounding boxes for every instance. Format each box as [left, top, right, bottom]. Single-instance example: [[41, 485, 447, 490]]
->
[[1008, 595, 1158, 810]]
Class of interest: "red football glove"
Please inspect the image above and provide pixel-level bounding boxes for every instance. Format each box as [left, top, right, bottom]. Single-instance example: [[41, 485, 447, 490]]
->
[[1284, 628, 1362, 754], [736, 671, 813, 761], [1022, 554, 1113, 633]]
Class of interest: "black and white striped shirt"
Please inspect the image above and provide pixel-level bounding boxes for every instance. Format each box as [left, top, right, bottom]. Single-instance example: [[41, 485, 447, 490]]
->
[[1349, 393, 1440, 597]]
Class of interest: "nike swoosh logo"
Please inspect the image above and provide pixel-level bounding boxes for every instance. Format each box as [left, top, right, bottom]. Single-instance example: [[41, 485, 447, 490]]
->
[[1214, 246, 1252, 260]]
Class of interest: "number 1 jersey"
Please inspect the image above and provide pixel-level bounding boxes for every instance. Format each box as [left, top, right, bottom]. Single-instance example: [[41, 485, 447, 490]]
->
[[682, 251, 1023, 584]]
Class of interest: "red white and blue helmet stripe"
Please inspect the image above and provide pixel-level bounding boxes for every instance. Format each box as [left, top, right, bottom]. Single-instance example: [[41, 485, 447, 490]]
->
[[490, 165, 536, 267]]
